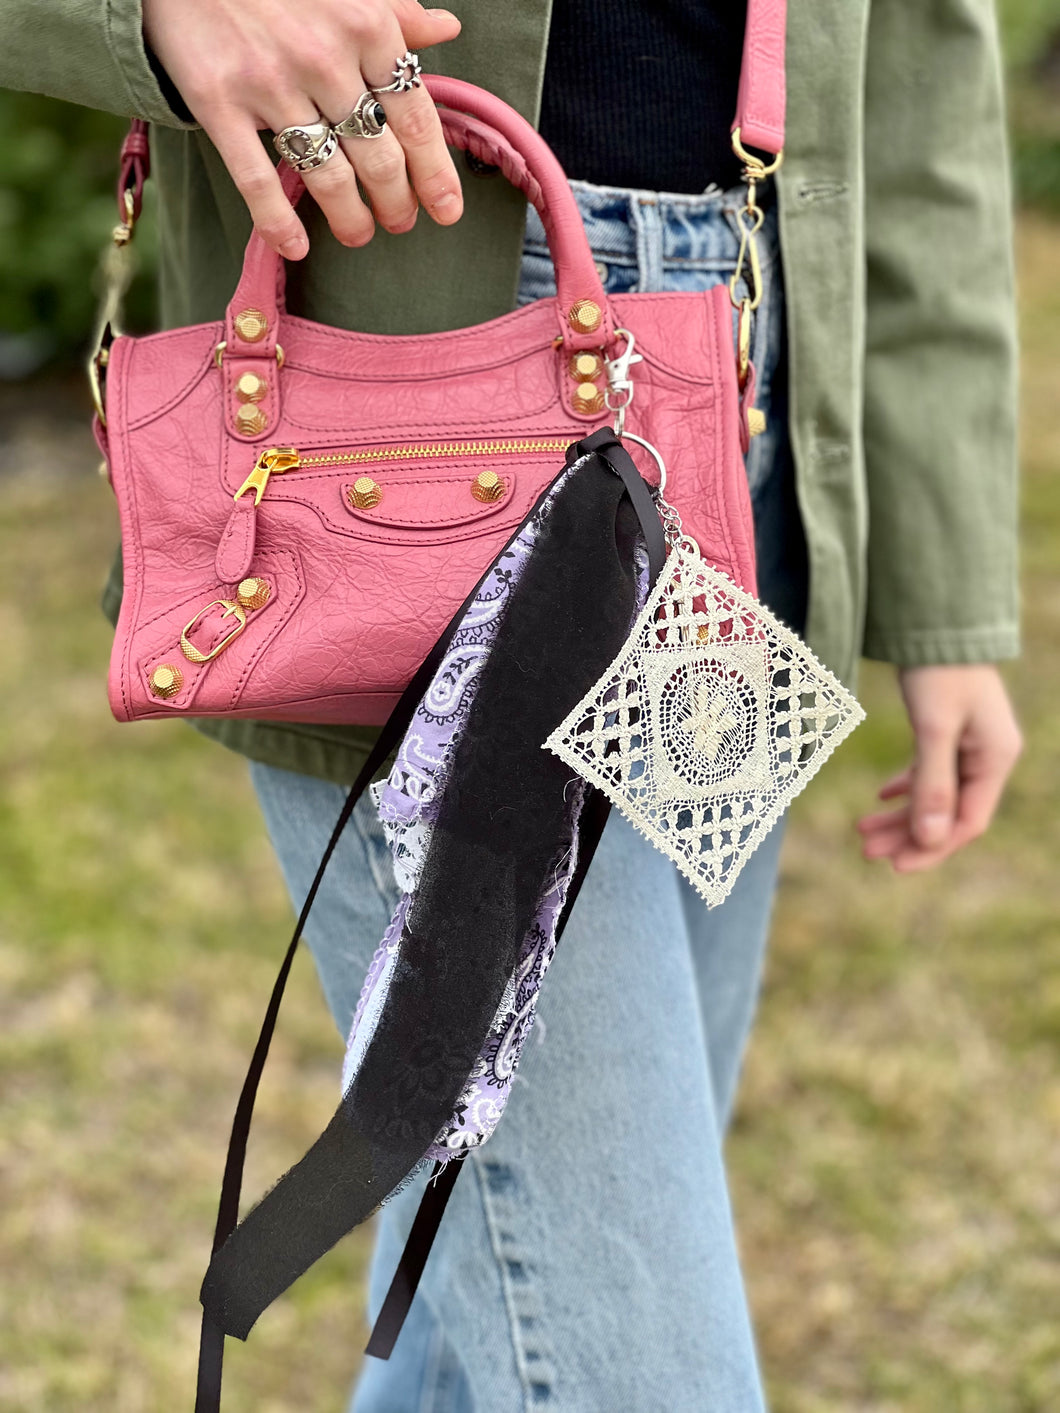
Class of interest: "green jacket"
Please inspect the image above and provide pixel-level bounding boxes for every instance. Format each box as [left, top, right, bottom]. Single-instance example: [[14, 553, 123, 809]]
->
[[2, 0, 1020, 784]]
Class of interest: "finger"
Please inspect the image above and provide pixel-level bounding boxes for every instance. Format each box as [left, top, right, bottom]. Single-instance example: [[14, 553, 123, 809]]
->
[[267, 103, 376, 248], [950, 760, 1010, 846], [362, 38, 463, 224], [856, 804, 910, 835], [891, 840, 961, 873], [342, 125, 420, 233], [388, 2, 462, 48], [862, 825, 912, 861], [908, 719, 960, 851], [877, 767, 913, 801], [201, 108, 309, 259], [319, 82, 418, 235]]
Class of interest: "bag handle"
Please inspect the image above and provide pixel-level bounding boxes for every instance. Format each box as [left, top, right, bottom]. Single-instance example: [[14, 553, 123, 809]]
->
[[222, 75, 616, 361], [96, 8, 785, 422]]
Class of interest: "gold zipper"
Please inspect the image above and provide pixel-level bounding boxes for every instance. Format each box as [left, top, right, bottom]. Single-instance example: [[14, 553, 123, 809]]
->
[[234, 439, 570, 505]]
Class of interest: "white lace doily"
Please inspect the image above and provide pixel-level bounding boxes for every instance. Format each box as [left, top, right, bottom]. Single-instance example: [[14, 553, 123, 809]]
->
[[544, 541, 865, 906]]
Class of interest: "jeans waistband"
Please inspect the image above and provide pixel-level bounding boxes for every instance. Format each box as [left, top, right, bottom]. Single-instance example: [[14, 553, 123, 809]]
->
[[526, 176, 779, 271]]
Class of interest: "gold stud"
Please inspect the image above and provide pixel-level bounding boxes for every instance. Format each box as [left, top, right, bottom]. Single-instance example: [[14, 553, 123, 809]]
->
[[348, 476, 382, 510], [747, 408, 767, 438], [571, 382, 605, 415], [471, 470, 505, 503], [569, 351, 603, 381], [235, 371, 268, 403], [236, 576, 271, 611], [568, 299, 602, 335], [234, 308, 268, 342], [149, 663, 184, 699], [234, 404, 268, 436]]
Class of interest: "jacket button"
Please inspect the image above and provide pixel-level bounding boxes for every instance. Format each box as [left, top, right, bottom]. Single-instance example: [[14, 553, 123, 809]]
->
[[234, 308, 268, 342], [568, 299, 602, 334]]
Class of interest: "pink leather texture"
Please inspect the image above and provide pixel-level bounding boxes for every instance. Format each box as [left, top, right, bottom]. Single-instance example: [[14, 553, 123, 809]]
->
[[733, 0, 787, 155], [102, 88, 759, 727]]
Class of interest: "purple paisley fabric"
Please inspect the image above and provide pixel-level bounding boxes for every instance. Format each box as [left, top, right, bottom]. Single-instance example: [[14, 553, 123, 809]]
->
[[342, 473, 584, 1160], [341, 466, 647, 1164]]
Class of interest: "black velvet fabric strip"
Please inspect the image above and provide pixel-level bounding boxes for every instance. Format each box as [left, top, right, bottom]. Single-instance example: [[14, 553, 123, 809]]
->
[[200, 451, 644, 1339]]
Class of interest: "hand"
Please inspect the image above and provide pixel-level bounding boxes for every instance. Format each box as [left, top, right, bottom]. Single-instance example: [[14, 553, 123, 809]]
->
[[142, 0, 464, 258], [857, 664, 1022, 873]]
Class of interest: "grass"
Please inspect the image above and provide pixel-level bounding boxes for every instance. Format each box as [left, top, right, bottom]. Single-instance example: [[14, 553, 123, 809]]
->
[[1, 215, 1058, 1411]]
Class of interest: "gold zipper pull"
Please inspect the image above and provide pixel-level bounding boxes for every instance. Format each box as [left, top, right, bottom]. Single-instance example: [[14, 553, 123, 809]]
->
[[234, 447, 301, 504]]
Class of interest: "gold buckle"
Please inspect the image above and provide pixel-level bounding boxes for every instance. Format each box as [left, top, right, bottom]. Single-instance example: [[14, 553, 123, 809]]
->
[[180, 599, 247, 663]]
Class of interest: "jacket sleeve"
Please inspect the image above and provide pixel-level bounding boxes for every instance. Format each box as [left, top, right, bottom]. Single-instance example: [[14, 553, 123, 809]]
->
[[0, 0, 193, 126], [860, 0, 1020, 666]]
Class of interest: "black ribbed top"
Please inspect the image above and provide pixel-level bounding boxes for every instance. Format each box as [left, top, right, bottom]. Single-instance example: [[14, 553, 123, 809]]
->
[[539, 1, 747, 193]]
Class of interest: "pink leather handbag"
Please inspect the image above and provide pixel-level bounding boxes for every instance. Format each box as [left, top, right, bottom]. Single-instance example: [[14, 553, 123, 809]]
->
[[93, 11, 785, 730]]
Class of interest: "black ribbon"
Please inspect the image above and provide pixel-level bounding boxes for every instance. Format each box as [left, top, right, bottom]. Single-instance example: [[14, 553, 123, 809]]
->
[[194, 436, 665, 1411]]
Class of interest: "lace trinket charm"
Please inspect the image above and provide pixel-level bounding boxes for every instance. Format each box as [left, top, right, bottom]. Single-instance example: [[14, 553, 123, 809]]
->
[[544, 539, 865, 906]]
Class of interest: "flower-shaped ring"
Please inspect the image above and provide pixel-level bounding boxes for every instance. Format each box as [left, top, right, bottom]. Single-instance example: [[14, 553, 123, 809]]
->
[[369, 50, 423, 96]]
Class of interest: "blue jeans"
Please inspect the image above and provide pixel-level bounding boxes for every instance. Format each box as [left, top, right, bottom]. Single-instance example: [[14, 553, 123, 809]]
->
[[251, 178, 803, 1412]]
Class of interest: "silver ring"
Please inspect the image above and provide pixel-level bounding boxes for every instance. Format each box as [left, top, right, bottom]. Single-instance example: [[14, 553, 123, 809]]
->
[[370, 50, 422, 96], [272, 121, 339, 172], [334, 91, 388, 140]]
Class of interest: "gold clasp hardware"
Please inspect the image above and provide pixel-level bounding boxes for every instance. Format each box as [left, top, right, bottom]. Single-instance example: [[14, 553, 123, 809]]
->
[[736, 298, 753, 390], [180, 599, 247, 663], [86, 189, 139, 426], [728, 130, 782, 316], [728, 204, 765, 313], [731, 128, 784, 197], [234, 446, 302, 504]]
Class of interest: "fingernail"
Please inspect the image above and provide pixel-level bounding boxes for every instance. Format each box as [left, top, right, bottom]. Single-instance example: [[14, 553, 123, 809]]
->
[[917, 813, 950, 846], [281, 234, 308, 259], [431, 190, 461, 221], [428, 8, 458, 17]]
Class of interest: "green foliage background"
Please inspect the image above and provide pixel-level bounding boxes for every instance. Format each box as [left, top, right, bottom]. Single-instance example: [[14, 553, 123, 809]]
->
[[0, 2, 1057, 368]]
